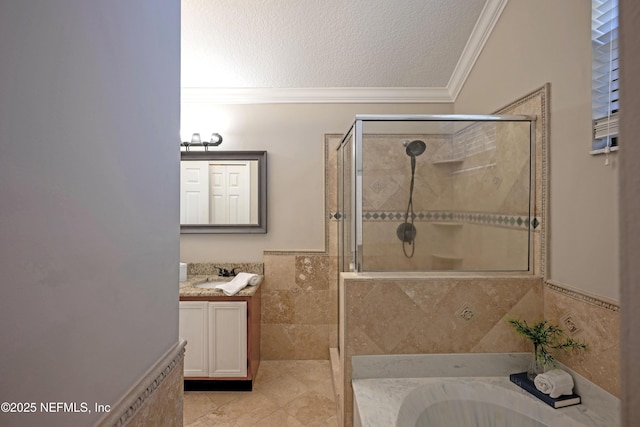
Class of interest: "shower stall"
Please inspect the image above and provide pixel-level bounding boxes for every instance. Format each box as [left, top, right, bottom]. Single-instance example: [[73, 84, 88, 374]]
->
[[337, 114, 536, 273]]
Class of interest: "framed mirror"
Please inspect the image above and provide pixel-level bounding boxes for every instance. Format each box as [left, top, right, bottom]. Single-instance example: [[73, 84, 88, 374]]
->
[[180, 151, 267, 234]]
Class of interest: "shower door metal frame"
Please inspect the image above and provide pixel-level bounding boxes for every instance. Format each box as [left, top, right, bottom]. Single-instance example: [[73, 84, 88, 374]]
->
[[528, 118, 537, 273], [353, 120, 364, 272], [338, 114, 537, 273]]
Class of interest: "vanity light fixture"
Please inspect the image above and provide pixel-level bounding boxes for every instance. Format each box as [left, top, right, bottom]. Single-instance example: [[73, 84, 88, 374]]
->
[[181, 132, 223, 151]]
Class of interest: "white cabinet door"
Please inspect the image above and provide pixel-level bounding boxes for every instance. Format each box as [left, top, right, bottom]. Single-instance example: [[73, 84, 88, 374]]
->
[[208, 301, 247, 378], [179, 302, 209, 377]]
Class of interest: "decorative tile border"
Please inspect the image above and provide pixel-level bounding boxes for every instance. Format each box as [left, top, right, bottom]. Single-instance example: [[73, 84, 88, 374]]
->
[[96, 340, 186, 427], [330, 210, 540, 230], [545, 280, 620, 312]]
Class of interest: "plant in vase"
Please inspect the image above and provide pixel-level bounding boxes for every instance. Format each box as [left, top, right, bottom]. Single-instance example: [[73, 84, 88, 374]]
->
[[508, 319, 587, 381]]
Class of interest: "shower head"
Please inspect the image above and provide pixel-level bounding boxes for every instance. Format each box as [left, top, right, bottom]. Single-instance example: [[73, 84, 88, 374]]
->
[[404, 140, 426, 157]]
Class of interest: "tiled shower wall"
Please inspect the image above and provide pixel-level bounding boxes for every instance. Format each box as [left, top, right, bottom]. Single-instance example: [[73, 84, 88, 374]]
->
[[356, 119, 532, 272]]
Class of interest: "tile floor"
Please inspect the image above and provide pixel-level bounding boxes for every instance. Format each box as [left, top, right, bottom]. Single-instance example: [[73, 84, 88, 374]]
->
[[183, 360, 338, 426]]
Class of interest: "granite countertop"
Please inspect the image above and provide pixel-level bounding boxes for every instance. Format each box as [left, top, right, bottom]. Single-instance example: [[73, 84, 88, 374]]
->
[[179, 275, 261, 298]]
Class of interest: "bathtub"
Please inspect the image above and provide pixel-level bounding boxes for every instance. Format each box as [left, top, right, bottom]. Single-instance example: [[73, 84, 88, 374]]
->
[[352, 377, 612, 427]]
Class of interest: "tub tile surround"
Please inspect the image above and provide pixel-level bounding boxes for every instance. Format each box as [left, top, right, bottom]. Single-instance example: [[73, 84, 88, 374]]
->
[[351, 354, 619, 427], [338, 273, 544, 426], [336, 280, 620, 425], [544, 280, 621, 397]]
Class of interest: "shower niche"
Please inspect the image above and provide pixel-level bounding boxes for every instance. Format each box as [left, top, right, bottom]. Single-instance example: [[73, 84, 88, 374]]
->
[[336, 114, 536, 273]]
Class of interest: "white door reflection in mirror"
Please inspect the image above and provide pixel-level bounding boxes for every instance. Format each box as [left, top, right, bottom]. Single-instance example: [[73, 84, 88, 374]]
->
[[180, 161, 209, 224], [210, 161, 250, 224]]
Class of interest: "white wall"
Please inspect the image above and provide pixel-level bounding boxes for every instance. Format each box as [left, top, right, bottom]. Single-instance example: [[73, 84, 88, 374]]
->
[[0, 2, 180, 426], [454, 0, 619, 301], [179, 102, 453, 262]]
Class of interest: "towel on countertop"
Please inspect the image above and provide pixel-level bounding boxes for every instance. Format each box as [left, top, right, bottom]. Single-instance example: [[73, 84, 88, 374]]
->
[[533, 369, 575, 398], [214, 272, 262, 296]]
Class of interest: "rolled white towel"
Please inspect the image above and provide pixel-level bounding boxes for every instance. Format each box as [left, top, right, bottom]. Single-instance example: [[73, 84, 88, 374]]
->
[[214, 272, 262, 296], [533, 369, 575, 398]]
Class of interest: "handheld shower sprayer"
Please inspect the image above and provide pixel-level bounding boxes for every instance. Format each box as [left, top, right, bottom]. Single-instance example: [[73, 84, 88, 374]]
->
[[397, 140, 426, 258]]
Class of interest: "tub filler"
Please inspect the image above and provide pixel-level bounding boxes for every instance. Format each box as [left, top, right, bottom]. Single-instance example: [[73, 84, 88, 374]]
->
[[351, 354, 619, 427]]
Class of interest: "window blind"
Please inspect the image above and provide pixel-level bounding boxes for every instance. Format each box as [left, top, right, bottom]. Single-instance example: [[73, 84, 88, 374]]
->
[[592, 0, 619, 148]]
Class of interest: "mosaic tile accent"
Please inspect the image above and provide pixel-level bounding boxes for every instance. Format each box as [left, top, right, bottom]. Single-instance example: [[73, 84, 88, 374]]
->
[[545, 280, 619, 311], [98, 341, 186, 427], [330, 210, 540, 230]]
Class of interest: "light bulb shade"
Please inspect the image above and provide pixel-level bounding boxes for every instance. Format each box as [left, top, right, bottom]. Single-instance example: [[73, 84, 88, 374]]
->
[[210, 133, 223, 146]]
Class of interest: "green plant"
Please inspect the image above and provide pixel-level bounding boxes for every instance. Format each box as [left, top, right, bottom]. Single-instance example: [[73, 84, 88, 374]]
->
[[508, 319, 587, 368]]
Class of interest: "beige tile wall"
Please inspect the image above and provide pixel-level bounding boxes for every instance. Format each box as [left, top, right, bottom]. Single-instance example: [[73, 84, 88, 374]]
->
[[261, 253, 338, 360], [338, 274, 543, 427], [544, 281, 620, 397]]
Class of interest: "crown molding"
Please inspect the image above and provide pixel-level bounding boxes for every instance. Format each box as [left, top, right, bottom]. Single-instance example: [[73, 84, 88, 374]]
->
[[181, 86, 453, 104], [447, 0, 509, 101], [181, 0, 508, 105]]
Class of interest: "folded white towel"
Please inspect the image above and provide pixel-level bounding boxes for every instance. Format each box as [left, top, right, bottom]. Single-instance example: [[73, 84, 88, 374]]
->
[[534, 369, 575, 398], [214, 272, 262, 296]]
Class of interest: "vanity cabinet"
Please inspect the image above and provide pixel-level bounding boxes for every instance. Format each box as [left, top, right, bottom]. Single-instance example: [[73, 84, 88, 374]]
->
[[179, 287, 261, 390], [179, 301, 247, 378]]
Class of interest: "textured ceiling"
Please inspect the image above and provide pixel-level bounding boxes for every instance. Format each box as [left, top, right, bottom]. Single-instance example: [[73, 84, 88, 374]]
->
[[181, 0, 489, 90]]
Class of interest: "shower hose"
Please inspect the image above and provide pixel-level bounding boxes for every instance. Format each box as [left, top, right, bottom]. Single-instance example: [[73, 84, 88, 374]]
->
[[402, 153, 418, 258]]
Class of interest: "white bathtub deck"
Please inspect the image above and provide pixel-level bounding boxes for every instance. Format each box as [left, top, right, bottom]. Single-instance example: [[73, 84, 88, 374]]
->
[[352, 376, 612, 427], [351, 353, 619, 427]]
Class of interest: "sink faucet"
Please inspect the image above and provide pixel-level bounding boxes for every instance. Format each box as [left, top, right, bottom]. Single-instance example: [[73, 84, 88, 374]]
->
[[215, 267, 237, 277]]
